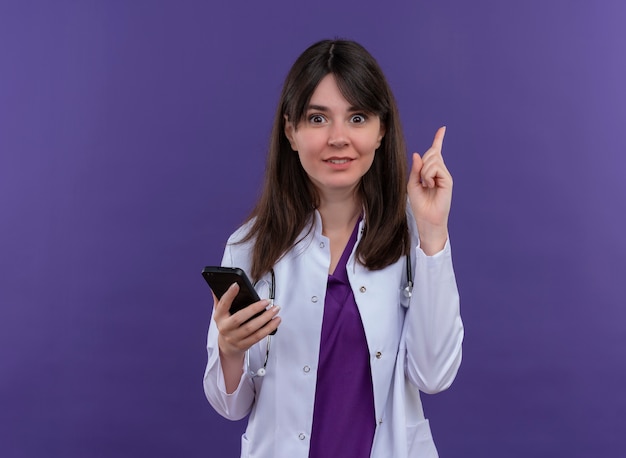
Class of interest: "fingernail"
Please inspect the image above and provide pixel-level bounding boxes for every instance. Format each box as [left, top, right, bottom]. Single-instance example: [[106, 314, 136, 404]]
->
[[258, 300, 270, 311]]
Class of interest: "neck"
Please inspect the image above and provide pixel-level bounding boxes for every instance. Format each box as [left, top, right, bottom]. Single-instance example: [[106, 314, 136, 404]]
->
[[317, 189, 362, 236]]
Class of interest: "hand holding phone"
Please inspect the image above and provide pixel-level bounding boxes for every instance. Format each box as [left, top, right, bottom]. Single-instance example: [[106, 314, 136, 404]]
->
[[202, 266, 277, 335]]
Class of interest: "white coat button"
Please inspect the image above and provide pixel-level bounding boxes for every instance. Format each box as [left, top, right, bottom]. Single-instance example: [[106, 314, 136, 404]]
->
[[303, 365, 310, 373], [298, 433, 306, 440], [359, 286, 366, 293], [319, 242, 325, 248], [375, 351, 382, 359], [311, 296, 318, 303], [378, 418, 383, 425]]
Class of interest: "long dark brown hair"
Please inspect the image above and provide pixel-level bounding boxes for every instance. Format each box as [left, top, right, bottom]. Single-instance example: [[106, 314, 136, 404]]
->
[[241, 39, 410, 281]]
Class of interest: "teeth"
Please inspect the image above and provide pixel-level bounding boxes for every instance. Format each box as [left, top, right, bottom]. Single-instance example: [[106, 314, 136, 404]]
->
[[327, 159, 349, 164]]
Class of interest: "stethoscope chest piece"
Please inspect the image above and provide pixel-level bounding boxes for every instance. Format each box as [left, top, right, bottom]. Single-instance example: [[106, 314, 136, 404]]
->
[[403, 281, 413, 299]]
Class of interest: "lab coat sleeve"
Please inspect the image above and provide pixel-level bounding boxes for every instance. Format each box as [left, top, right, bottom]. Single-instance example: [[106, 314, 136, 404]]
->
[[202, 237, 256, 420], [404, 239, 464, 394]]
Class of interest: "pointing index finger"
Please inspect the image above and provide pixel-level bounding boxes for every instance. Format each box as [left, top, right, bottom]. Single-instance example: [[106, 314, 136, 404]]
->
[[432, 126, 447, 151]]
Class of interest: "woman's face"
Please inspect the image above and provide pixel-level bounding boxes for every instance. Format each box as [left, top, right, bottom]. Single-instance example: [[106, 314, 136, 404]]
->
[[285, 74, 385, 199]]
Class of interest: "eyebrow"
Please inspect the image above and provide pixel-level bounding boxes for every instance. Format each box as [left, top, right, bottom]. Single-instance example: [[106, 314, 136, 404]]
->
[[306, 104, 363, 112]]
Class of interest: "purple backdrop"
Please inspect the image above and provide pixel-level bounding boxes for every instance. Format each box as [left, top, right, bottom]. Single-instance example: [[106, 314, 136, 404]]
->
[[1, 1, 625, 457]]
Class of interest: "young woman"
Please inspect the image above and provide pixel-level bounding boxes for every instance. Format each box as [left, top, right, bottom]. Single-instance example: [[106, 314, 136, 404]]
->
[[204, 39, 463, 458]]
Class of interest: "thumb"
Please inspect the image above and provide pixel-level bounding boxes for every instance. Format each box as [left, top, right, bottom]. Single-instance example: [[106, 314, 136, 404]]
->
[[408, 152, 424, 187], [213, 282, 239, 319]]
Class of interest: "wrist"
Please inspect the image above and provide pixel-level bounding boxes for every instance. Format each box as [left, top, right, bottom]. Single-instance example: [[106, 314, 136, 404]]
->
[[416, 226, 448, 256], [419, 237, 448, 256], [218, 337, 246, 362]]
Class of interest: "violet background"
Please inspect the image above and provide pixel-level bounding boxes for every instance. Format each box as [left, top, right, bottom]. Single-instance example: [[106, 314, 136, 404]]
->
[[1, 1, 625, 457]]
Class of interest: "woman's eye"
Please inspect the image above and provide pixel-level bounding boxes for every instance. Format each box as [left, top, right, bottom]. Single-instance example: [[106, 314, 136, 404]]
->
[[350, 114, 367, 124], [309, 114, 326, 124]]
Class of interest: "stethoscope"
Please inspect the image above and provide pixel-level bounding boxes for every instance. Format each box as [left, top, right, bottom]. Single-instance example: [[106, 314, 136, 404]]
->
[[247, 254, 413, 378], [246, 269, 276, 378]]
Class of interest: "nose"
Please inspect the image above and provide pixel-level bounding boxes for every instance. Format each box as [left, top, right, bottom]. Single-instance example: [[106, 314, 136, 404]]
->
[[327, 122, 348, 147]]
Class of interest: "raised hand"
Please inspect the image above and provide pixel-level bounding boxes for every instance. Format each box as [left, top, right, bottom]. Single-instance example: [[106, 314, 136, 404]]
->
[[407, 126, 453, 255]]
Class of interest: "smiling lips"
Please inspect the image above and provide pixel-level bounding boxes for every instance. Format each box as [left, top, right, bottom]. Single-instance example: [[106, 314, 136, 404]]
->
[[325, 158, 353, 164]]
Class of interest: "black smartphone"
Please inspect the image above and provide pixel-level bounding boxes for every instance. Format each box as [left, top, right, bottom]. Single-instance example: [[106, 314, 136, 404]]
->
[[202, 266, 277, 335], [202, 266, 260, 314]]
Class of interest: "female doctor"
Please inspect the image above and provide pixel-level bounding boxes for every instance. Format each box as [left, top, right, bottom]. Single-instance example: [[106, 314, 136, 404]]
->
[[204, 39, 463, 457]]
